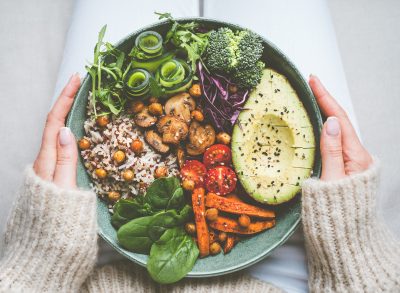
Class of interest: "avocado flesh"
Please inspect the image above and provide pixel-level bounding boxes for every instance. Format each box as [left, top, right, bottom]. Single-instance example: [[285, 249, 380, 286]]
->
[[232, 68, 315, 205]]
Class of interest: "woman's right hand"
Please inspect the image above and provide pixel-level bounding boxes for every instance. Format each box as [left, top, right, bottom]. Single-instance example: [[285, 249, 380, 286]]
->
[[309, 75, 373, 181], [33, 73, 81, 188]]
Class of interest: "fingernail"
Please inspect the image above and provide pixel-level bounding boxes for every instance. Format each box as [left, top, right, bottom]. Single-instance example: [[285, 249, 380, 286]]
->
[[326, 117, 340, 136], [69, 72, 80, 82], [59, 127, 72, 146], [309, 74, 314, 79]]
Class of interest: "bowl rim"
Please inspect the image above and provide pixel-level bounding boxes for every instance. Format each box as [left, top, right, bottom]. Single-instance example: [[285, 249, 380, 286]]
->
[[67, 16, 322, 278]]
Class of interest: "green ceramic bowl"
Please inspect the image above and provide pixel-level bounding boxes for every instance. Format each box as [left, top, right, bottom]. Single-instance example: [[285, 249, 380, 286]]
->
[[67, 18, 322, 278]]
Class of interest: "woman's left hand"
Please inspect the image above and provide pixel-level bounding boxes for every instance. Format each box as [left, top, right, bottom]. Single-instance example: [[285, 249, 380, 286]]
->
[[309, 75, 373, 181], [33, 73, 81, 189]]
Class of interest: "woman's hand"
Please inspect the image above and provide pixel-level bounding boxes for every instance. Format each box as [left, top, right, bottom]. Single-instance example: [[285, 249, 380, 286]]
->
[[309, 75, 373, 181], [33, 73, 81, 188]]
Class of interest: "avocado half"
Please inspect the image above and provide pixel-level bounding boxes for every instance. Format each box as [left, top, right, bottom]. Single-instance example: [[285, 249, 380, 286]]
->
[[232, 68, 315, 205]]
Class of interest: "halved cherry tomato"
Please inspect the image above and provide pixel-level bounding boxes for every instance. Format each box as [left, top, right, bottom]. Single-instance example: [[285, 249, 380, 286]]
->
[[180, 160, 207, 188], [205, 166, 237, 195], [203, 144, 232, 169]]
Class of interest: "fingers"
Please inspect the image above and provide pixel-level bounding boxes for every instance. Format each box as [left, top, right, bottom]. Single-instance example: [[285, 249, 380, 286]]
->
[[309, 75, 362, 152], [309, 75, 348, 119], [53, 127, 78, 189], [34, 73, 80, 181], [320, 117, 346, 181]]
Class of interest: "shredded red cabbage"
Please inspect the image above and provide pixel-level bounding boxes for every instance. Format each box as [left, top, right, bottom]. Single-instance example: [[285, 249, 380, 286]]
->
[[197, 62, 248, 132]]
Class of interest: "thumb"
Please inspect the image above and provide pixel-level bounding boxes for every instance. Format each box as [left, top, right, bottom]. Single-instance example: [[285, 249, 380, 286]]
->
[[53, 127, 78, 189], [320, 117, 346, 181]]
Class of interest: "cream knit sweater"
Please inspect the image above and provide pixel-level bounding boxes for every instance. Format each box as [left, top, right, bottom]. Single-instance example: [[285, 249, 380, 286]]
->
[[0, 162, 399, 292]]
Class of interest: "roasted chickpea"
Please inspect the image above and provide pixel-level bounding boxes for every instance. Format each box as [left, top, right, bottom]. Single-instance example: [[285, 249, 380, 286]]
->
[[182, 179, 195, 191], [149, 96, 159, 104], [108, 191, 121, 202], [148, 102, 163, 116], [189, 84, 202, 98], [205, 208, 219, 221], [218, 232, 228, 243], [191, 110, 204, 122], [95, 168, 107, 179], [78, 138, 91, 150], [185, 222, 196, 235], [209, 242, 222, 255], [130, 139, 144, 154], [238, 214, 251, 228], [96, 115, 109, 128], [154, 166, 168, 178], [216, 132, 231, 145], [113, 150, 126, 164], [129, 101, 145, 114], [228, 84, 238, 94], [122, 169, 134, 182]]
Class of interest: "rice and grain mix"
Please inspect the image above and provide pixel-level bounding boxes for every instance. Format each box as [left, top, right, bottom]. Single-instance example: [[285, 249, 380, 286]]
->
[[81, 99, 179, 201]]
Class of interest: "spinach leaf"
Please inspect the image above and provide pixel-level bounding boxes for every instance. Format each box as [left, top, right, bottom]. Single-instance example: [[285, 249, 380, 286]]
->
[[112, 177, 184, 229], [117, 206, 192, 254], [145, 177, 182, 210], [111, 197, 154, 228], [165, 187, 185, 210], [147, 206, 192, 241], [147, 227, 199, 284], [117, 215, 155, 254]]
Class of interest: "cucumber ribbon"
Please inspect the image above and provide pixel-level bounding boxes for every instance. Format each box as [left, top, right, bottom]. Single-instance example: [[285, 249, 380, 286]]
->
[[124, 68, 151, 98], [156, 58, 193, 95]]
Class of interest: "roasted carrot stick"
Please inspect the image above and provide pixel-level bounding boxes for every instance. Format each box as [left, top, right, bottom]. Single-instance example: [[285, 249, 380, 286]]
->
[[209, 216, 275, 235], [205, 192, 275, 219], [192, 187, 209, 257]]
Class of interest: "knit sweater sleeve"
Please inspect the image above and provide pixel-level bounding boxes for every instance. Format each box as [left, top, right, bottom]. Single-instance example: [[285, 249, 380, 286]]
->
[[0, 166, 98, 292], [81, 261, 285, 293], [302, 161, 400, 292]]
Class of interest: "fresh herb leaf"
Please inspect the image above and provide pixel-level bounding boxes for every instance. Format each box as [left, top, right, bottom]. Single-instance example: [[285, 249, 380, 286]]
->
[[147, 227, 199, 284], [117, 215, 155, 253], [117, 206, 192, 254], [155, 12, 210, 71], [149, 76, 165, 97], [111, 197, 154, 228], [145, 176, 182, 210], [86, 25, 127, 116], [147, 206, 192, 241]]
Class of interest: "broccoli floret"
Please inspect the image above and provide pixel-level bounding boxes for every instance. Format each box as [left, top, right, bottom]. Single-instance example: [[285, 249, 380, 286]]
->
[[205, 28, 237, 73], [233, 61, 265, 89], [236, 30, 263, 70], [204, 28, 264, 89]]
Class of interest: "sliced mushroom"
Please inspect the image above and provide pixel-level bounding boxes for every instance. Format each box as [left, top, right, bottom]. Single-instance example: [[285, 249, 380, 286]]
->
[[157, 115, 189, 145], [164, 92, 196, 124], [134, 107, 157, 128], [145, 130, 170, 154], [186, 121, 216, 156], [176, 146, 186, 168]]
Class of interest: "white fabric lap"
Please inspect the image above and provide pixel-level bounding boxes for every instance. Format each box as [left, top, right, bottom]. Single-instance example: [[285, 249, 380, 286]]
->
[[52, 1, 358, 292]]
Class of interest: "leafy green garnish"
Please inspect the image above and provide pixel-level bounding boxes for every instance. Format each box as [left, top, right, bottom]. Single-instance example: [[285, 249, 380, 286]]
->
[[86, 25, 128, 116], [156, 12, 210, 71]]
